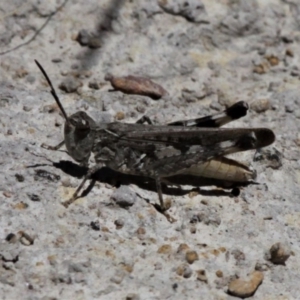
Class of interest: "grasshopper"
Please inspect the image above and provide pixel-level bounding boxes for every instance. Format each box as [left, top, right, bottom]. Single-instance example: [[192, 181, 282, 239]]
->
[[35, 60, 275, 211]]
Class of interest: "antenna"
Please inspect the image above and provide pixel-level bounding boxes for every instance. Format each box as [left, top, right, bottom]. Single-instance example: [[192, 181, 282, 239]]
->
[[35, 60, 69, 122]]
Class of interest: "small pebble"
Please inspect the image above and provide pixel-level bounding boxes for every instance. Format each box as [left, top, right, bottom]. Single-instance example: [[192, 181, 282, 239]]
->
[[185, 250, 199, 264], [61, 70, 68, 76], [52, 274, 71, 284], [18, 231, 34, 246], [59, 77, 82, 93], [190, 215, 199, 223], [255, 262, 271, 271], [90, 220, 100, 231], [88, 80, 100, 90], [111, 186, 137, 208], [188, 191, 199, 198], [114, 218, 124, 229], [181, 88, 206, 103], [5, 233, 17, 243], [13, 202, 28, 209], [253, 64, 267, 74], [76, 29, 90, 46], [196, 269, 208, 283], [285, 48, 294, 57], [15, 174, 25, 182], [265, 55, 280, 66], [228, 271, 264, 298], [76, 29, 102, 48], [216, 270, 223, 278], [27, 193, 41, 202], [48, 255, 57, 266], [115, 111, 125, 120], [290, 69, 299, 77], [282, 36, 293, 43], [87, 37, 102, 49], [23, 105, 32, 112], [136, 227, 146, 235], [110, 271, 124, 284], [164, 198, 172, 211], [61, 177, 71, 187], [135, 105, 145, 113], [268, 242, 291, 265], [101, 227, 109, 233], [190, 226, 196, 234], [219, 247, 226, 253], [176, 264, 193, 278], [177, 243, 190, 254], [51, 58, 62, 63], [41, 103, 59, 114], [6, 129, 13, 135], [250, 99, 270, 113], [157, 244, 172, 254]]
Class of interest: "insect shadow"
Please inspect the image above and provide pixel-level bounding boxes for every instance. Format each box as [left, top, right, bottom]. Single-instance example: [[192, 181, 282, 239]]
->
[[52, 159, 254, 200]]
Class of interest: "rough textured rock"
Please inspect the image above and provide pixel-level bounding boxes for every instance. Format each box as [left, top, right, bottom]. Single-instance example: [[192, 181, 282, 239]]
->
[[0, 0, 299, 299]]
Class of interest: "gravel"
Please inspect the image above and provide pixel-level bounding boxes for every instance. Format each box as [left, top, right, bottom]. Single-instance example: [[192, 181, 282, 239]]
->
[[0, 0, 299, 299]]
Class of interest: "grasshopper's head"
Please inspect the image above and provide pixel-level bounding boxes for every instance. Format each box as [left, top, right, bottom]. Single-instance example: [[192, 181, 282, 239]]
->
[[64, 111, 97, 166], [69, 111, 97, 129], [35, 60, 97, 167]]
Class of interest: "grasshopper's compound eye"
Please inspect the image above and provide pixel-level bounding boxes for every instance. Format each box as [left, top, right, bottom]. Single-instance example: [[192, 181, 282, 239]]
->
[[69, 111, 91, 129], [78, 118, 88, 127]]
